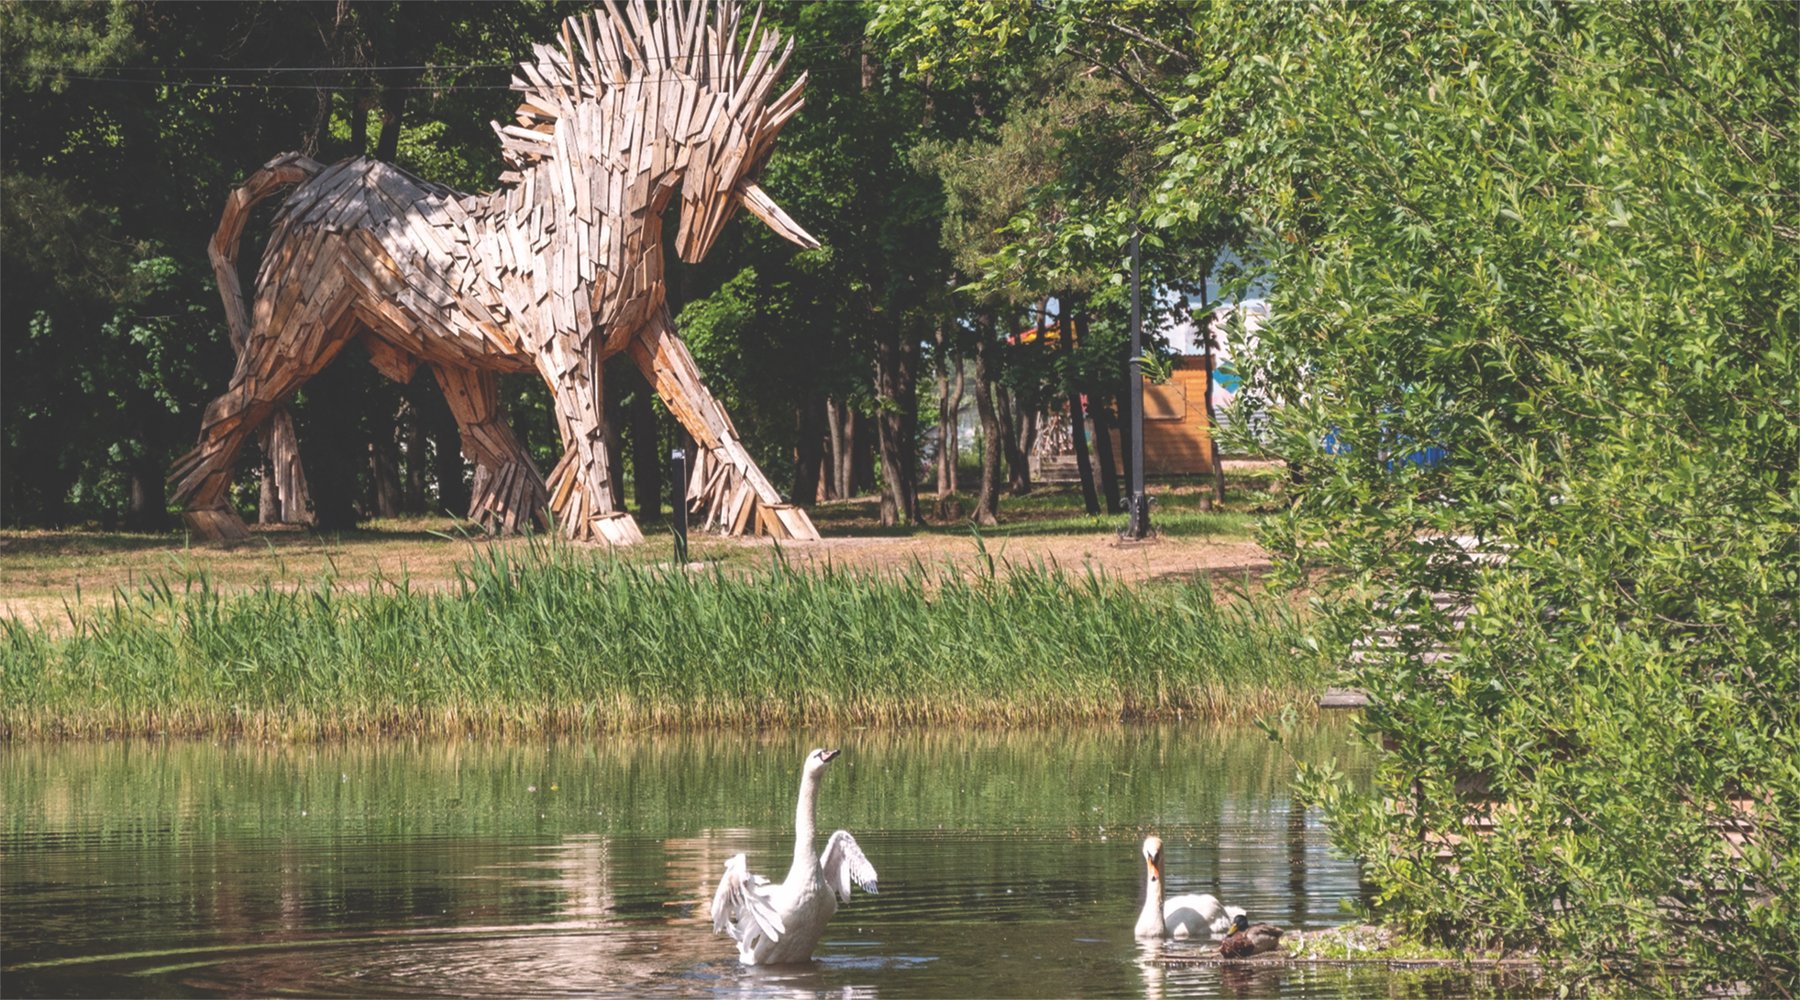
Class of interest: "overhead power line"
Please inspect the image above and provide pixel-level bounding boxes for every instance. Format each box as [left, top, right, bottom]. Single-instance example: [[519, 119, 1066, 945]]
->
[[25, 62, 517, 73], [20, 39, 858, 79], [48, 76, 523, 92]]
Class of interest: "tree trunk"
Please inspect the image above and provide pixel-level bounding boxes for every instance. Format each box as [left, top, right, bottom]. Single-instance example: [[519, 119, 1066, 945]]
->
[[823, 397, 846, 500], [1067, 390, 1099, 515], [369, 401, 405, 514], [972, 311, 1002, 526], [1083, 302, 1122, 512], [1094, 300, 1123, 510], [124, 456, 167, 531], [999, 384, 1031, 496], [1063, 293, 1100, 515], [902, 329, 921, 514], [259, 458, 281, 524], [793, 394, 825, 509], [401, 392, 427, 514], [873, 320, 920, 526], [934, 332, 967, 501], [934, 326, 955, 499], [630, 375, 661, 519], [295, 358, 365, 531], [851, 409, 876, 496], [374, 99, 402, 162], [1019, 409, 1038, 477], [1091, 390, 1123, 513], [948, 352, 965, 489], [350, 94, 370, 154], [1103, 303, 1136, 508], [369, 430, 402, 518], [429, 387, 470, 516], [303, 85, 334, 158]]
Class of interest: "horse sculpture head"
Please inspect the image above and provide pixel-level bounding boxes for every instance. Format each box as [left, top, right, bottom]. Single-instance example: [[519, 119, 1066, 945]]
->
[[493, 0, 817, 267]]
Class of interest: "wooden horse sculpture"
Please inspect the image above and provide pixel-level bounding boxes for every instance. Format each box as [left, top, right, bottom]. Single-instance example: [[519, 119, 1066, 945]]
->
[[171, 0, 821, 545]]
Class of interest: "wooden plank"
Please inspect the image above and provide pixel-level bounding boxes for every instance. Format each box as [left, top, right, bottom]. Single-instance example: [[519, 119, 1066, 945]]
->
[[1319, 688, 1370, 709]]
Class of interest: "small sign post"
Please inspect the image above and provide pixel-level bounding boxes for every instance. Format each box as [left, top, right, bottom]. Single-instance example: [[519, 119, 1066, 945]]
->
[[670, 448, 689, 564]]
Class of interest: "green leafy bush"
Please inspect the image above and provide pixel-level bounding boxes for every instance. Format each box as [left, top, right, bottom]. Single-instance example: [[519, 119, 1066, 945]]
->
[[1209, 3, 1799, 993]]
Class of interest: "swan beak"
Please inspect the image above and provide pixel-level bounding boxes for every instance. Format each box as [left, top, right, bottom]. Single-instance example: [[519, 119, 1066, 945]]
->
[[819, 749, 841, 763], [1146, 856, 1161, 882], [739, 181, 820, 250]]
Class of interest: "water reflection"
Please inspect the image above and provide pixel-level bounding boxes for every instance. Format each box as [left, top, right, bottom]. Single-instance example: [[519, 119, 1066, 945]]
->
[[1, 722, 1517, 997]]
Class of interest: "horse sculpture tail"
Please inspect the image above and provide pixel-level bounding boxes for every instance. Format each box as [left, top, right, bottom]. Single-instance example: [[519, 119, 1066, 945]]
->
[[208, 151, 322, 351], [174, 152, 325, 530]]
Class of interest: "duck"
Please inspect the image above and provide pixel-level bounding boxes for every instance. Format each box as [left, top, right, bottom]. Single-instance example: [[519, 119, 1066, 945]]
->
[[1135, 835, 1246, 939], [1218, 913, 1284, 958], [710, 748, 879, 964]]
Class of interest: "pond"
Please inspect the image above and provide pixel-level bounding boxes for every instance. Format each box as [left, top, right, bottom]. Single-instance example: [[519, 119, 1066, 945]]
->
[[3, 722, 1520, 997]]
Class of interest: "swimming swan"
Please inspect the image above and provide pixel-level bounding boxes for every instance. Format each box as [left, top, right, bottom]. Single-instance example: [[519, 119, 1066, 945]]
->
[[1135, 835, 1245, 939], [710, 748, 879, 964]]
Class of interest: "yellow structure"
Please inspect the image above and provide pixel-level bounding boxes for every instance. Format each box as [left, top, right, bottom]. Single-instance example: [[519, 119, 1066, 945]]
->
[[1137, 356, 1217, 476], [1024, 318, 1217, 480]]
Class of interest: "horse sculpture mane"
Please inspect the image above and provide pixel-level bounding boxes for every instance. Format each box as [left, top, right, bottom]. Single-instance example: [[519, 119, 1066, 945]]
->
[[171, 0, 820, 545], [498, 2, 805, 166]]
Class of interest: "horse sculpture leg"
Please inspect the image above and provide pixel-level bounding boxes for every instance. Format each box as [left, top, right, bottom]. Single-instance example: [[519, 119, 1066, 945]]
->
[[626, 315, 820, 542], [431, 365, 550, 535], [536, 358, 643, 546], [255, 408, 313, 525], [169, 297, 357, 542]]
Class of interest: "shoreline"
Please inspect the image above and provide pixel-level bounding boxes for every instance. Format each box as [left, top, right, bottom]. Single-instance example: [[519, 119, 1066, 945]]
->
[[1158, 924, 1548, 977]]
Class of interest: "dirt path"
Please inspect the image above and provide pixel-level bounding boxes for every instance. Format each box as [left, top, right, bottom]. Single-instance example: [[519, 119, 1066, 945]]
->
[[1, 521, 1270, 633], [740, 532, 1270, 583]]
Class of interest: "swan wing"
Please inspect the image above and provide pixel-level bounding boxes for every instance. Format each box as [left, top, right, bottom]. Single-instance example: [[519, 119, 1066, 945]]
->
[[1164, 893, 1227, 937], [819, 830, 879, 903], [711, 853, 786, 944]]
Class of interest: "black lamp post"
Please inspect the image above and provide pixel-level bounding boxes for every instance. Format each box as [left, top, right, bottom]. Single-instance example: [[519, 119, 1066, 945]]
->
[[1122, 227, 1152, 540], [670, 447, 688, 564]]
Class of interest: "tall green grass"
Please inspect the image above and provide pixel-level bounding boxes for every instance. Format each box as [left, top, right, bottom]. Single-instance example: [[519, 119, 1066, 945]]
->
[[1, 539, 1321, 739]]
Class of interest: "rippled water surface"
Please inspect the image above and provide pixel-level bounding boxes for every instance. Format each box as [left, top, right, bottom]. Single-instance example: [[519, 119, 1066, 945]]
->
[[4, 724, 1522, 997]]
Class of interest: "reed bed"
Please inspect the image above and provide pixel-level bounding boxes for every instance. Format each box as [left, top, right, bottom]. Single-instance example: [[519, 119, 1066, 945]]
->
[[1, 539, 1322, 739]]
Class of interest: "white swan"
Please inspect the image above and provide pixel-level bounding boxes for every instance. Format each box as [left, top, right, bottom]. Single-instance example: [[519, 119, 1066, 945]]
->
[[1135, 835, 1245, 939], [710, 748, 879, 964]]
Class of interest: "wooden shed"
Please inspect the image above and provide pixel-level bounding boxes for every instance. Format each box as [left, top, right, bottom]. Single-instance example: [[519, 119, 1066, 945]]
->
[[1138, 355, 1218, 476], [1030, 357, 1218, 482]]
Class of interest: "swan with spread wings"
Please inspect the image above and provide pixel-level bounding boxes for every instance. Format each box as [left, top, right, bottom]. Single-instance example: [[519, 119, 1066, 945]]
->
[[710, 748, 878, 965]]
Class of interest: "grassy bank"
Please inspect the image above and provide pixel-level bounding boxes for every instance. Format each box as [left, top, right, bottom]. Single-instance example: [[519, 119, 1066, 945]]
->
[[1, 538, 1320, 739]]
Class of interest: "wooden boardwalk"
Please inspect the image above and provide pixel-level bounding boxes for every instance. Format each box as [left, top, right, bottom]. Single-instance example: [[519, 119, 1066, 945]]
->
[[1317, 535, 1500, 710]]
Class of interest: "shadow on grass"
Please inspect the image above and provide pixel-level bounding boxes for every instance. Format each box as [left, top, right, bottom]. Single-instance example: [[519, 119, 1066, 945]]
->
[[806, 486, 1262, 542], [3, 471, 1275, 557], [0, 531, 180, 558], [1, 517, 475, 559]]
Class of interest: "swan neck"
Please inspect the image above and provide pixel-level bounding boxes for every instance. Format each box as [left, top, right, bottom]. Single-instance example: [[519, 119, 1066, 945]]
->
[[1136, 864, 1166, 938], [790, 767, 821, 879]]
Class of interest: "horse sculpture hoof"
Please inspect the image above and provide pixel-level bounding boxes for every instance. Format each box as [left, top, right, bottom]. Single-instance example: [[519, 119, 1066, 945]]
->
[[183, 507, 251, 544]]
